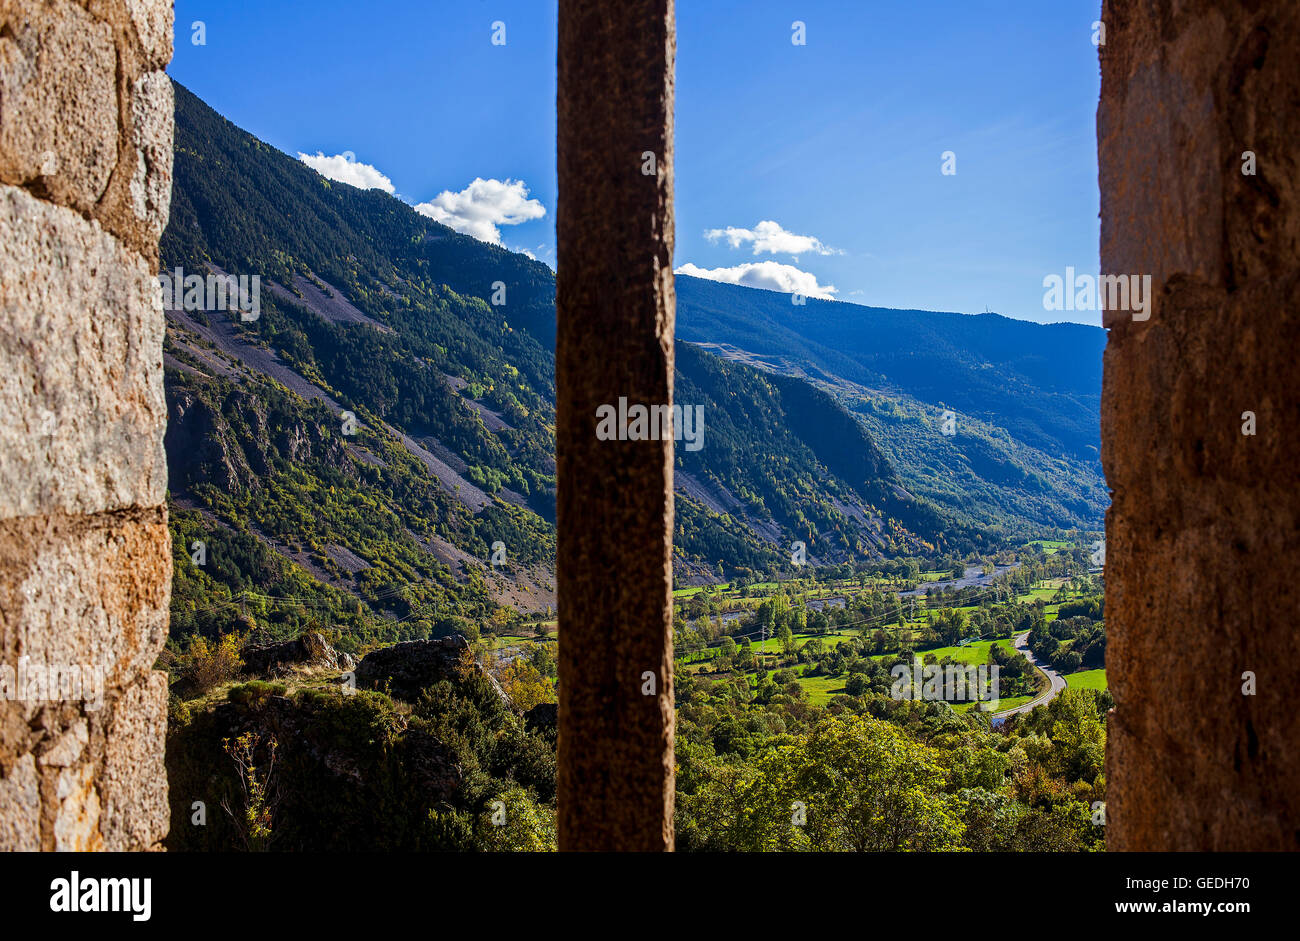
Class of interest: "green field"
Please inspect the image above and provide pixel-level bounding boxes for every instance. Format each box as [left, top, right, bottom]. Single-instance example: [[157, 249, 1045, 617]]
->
[[794, 674, 848, 705], [674, 583, 730, 597], [487, 633, 532, 647], [865, 634, 1022, 666], [1065, 668, 1108, 691], [1028, 539, 1072, 555], [955, 694, 1037, 714]]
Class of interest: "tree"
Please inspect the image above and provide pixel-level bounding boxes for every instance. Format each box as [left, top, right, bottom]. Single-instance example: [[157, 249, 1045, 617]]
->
[[777, 623, 796, 658], [934, 607, 967, 646], [493, 655, 555, 711], [678, 715, 964, 852], [476, 785, 556, 851], [792, 717, 964, 851], [185, 632, 244, 694]]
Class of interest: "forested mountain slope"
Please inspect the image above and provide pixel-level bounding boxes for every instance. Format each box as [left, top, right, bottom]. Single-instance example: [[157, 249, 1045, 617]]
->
[[161, 83, 1103, 651], [676, 275, 1105, 462]]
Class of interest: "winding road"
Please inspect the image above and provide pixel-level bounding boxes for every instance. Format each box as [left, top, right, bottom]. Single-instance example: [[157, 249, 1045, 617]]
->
[[991, 630, 1067, 722]]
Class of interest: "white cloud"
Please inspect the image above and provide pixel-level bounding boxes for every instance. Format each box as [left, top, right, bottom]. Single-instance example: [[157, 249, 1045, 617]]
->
[[298, 151, 395, 194], [704, 220, 839, 258], [414, 178, 546, 245], [676, 261, 837, 299]]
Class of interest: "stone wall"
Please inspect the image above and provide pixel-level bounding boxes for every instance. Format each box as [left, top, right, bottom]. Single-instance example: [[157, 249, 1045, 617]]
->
[[0, 0, 174, 850], [1100, 0, 1300, 849]]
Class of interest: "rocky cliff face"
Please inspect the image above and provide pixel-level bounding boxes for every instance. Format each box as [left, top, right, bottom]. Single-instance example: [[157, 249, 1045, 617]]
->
[[0, 0, 174, 851], [165, 381, 353, 494], [167, 686, 464, 850]]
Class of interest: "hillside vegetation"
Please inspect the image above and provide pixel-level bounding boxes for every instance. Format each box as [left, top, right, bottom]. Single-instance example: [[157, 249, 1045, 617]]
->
[[157, 84, 1111, 854], [162, 83, 1105, 646]]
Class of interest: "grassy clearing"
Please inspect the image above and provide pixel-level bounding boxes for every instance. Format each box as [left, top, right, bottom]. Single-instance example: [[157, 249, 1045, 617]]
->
[[1028, 539, 1071, 555], [955, 694, 1037, 714], [1065, 668, 1108, 691], [674, 583, 731, 597], [894, 637, 1019, 665], [486, 632, 555, 650], [794, 674, 848, 705]]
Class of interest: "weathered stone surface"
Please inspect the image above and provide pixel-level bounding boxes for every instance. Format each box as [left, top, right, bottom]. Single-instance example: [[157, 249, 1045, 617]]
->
[[101, 670, 168, 850], [1100, 0, 1300, 850], [0, 0, 119, 212], [242, 631, 344, 677], [0, 669, 168, 850], [53, 761, 103, 851], [0, 753, 40, 850], [124, 0, 175, 69], [0, 0, 173, 854], [0, 0, 177, 259], [0, 509, 171, 699], [556, 0, 676, 851], [0, 184, 167, 518], [128, 71, 174, 244], [38, 719, 88, 768]]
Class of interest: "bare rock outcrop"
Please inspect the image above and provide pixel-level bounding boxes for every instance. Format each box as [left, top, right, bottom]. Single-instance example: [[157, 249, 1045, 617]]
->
[[354, 635, 511, 707], [241, 632, 346, 677]]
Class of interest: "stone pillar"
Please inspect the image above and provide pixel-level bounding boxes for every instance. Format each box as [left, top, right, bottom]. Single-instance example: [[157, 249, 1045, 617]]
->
[[1100, 0, 1300, 849], [555, 0, 676, 850], [0, 0, 174, 850]]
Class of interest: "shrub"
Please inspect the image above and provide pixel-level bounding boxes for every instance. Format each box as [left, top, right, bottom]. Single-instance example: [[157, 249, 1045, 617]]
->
[[227, 680, 287, 707], [184, 633, 244, 694]]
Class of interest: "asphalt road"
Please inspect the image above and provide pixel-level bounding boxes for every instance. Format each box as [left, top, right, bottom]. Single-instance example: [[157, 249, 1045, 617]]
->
[[991, 630, 1068, 721]]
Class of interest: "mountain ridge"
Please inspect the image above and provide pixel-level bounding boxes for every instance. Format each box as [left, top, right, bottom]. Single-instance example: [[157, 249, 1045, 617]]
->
[[160, 82, 1105, 652]]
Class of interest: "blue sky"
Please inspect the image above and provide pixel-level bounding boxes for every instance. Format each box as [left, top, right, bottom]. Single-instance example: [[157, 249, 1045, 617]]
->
[[170, 0, 1103, 325]]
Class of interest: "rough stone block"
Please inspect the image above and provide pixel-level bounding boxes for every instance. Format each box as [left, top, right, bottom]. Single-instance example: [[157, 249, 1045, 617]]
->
[[0, 753, 39, 850], [0, 509, 171, 700], [0, 0, 174, 857], [101, 670, 168, 850], [128, 71, 174, 246], [0, 184, 167, 518], [0, 0, 119, 212], [53, 761, 103, 851], [1100, 0, 1300, 850], [125, 0, 175, 70]]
